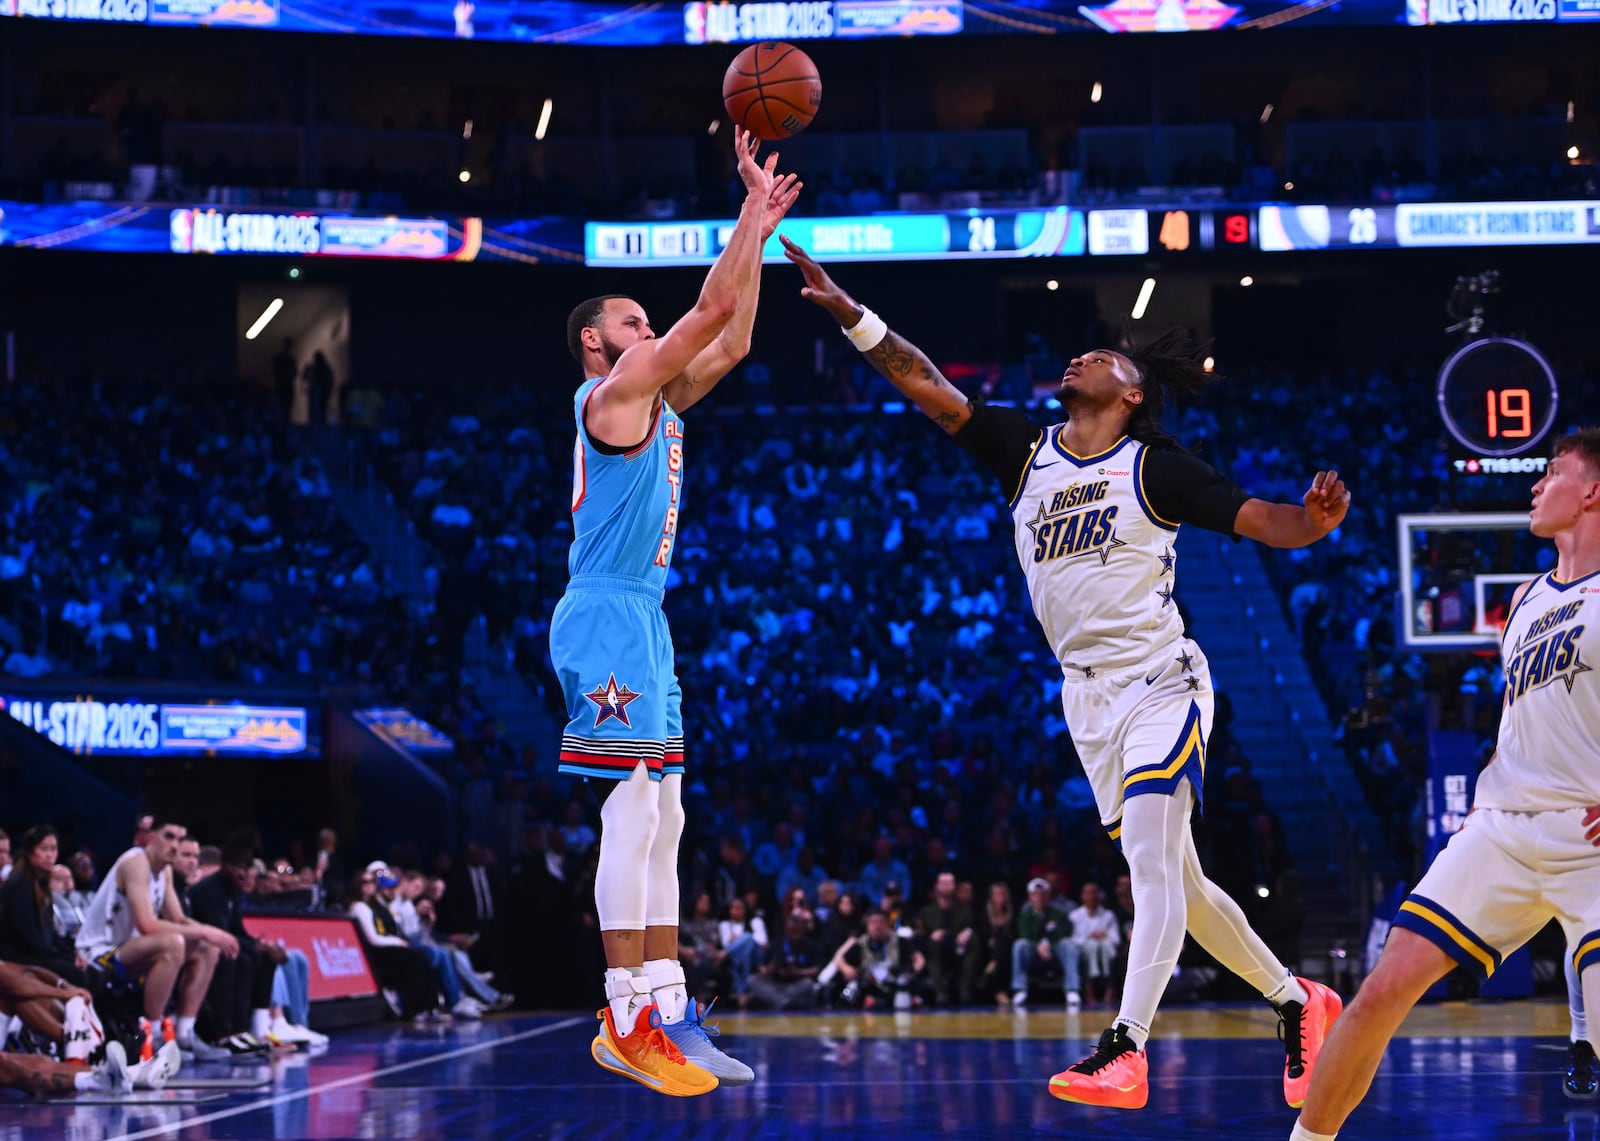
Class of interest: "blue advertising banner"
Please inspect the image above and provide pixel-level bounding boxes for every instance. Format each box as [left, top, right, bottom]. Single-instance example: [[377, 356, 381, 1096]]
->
[[355, 707, 455, 754], [0, 691, 316, 757]]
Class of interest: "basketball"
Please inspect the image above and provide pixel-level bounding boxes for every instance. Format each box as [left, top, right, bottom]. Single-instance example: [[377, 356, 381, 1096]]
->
[[722, 41, 821, 140]]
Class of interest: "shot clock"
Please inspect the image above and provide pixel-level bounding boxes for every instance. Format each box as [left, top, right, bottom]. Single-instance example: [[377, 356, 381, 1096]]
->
[[1438, 337, 1560, 477]]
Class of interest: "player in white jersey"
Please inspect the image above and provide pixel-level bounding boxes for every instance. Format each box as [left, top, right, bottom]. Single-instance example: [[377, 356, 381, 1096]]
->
[[783, 238, 1350, 1111], [77, 816, 238, 1062], [1289, 426, 1600, 1141]]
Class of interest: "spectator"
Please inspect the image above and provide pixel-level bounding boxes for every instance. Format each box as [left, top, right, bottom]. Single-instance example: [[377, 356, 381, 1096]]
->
[[346, 863, 440, 1021], [716, 897, 769, 1008], [829, 909, 927, 1010], [186, 841, 285, 1052], [0, 827, 88, 986], [1012, 877, 1079, 1009], [858, 836, 912, 907], [1068, 882, 1122, 1005], [975, 881, 1017, 1005], [916, 871, 979, 1006], [746, 910, 823, 1011]]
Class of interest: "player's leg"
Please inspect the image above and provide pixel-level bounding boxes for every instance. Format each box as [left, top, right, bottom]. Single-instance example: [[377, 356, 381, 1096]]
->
[[173, 935, 224, 1059], [1568, 950, 1598, 1098], [1049, 676, 1195, 1109], [108, 933, 185, 1022], [654, 669, 752, 1086], [0, 1037, 176, 1095], [1553, 816, 1600, 1101], [1177, 826, 1339, 1105], [1292, 808, 1548, 1139]]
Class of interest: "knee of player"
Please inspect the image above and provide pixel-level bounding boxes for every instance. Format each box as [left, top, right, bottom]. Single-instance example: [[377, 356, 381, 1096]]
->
[[154, 932, 186, 961]]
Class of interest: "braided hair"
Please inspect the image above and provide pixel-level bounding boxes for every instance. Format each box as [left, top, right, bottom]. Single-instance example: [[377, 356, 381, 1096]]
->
[[1120, 325, 1214, 453]]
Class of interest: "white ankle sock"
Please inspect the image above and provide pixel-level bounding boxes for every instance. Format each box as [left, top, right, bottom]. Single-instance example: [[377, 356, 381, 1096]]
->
[[63, 997, 94, 1063], [76, 1070, 102, 1092], [643, 958, 689, 1025], [1267, 974, 1310, 1008], [251, 1009, 271, 1039], [1290, 1117, 1337, 1141], [1115, 1019, 1150, 1050], [604, 968, 652, 1037], [176, 1015, 196, 1041]]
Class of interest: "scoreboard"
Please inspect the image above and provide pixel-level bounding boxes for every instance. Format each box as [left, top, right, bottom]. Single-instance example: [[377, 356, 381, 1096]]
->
[[586, 200, 1600, 265]]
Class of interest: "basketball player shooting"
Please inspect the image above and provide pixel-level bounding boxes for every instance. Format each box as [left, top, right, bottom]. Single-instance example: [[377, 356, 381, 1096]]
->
[[1289, 428, 1600, 1141], [782, 235, 1348, 1111], [552, 131, 799, 1097]]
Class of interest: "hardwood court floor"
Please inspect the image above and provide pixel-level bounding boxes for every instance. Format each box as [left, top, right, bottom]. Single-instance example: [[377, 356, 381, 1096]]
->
[[0, 1001, 1590, 1140]]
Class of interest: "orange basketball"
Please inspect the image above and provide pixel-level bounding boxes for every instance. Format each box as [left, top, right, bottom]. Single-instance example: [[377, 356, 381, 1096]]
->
[[722, 41, 821, 141]]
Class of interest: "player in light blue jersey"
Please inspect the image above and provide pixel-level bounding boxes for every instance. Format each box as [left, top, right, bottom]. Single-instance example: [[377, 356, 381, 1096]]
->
[[553, 130, 800, 1096]]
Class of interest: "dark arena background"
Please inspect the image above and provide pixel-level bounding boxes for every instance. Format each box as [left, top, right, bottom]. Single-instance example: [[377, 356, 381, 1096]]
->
[[0, 2, 1598, 1138]]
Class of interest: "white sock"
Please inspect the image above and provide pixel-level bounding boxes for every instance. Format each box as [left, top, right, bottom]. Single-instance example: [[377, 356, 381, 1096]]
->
[[1567, 954, 1587, 1042], [643, 958, 689, 1025], [1267, 974, 1311, 1009], [250, 1009, 271, 1039], [75, 1069, 102, 1091], [1290, 1118, 1337, 1141], [1115, 1019, 1150, 1050], [176, 1016, 196, 1042], [63, 997, 94, 1063], [604, 968, 653, 1038]]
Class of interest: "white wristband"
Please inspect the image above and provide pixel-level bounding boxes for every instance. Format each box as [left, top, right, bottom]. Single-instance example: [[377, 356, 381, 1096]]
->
[[843, 306, 888, 352]]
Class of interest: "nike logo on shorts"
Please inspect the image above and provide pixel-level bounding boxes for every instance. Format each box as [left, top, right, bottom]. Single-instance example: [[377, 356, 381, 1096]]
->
[[1145, 670, 1163, 685]]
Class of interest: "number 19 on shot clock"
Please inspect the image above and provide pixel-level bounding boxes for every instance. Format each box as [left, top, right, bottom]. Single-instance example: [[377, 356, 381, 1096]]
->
[[1437, 337, 1559, 458]]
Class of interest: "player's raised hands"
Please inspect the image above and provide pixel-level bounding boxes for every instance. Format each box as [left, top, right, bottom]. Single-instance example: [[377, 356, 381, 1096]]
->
[[779, 235, 860, 323], [1303, 469, 1351, 534], [762, 171, 802, 240], [735, 130, 778, 201]]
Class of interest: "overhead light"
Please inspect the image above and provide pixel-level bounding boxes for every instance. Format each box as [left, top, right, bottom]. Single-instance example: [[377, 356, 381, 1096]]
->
[[1567, 145, 1580, 161], [1569, 101, 1576, 124], [1046, 279, 1060, 291], [707, 119, 721, 135], [1090, 82, 1103, 104], [458, 169, 472, 183], [245, 298, 284, 341], [1284, 181, 1295, 191], [1259, 103, 1274, 124], [1239, 275, 1254, 287], [462, 118, 473, 140], [1202, 356, 1215, 373], [535, 98, 554, 141], [1131, 277, 1156, 321]]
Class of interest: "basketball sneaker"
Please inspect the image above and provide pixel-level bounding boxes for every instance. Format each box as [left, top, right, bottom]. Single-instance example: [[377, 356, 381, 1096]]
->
[[1048, 1025, 1148, 1109], [1280, 978, 1344, 1108], [591, 1004, 718, 1097], [661, 998, 754, 1087], [1567, 1039, 1599, 1098]]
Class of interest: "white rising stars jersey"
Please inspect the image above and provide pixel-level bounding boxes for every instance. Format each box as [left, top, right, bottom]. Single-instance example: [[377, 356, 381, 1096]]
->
[[1474, 568, 1600, 812], [954, 402, 1250, 671]]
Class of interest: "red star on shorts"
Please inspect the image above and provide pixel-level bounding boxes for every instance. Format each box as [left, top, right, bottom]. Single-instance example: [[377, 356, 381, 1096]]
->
[[584, 674, 641, 729]]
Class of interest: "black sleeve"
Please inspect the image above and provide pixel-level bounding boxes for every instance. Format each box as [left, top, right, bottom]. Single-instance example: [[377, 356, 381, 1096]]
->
[[951, 401, 1045, 500], [1139, 448, 1252, 538], [0, 874, 49, 956]]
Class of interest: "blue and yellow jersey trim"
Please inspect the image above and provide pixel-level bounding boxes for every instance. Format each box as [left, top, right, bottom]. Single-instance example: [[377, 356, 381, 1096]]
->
[[1122, 700, 1206, 803], [1393, 893, 1502, 979], [1105, 816, 1123, 852], [1574, 929, 1600, 975], [1008, 431, 1047, 512], [1134, 445, 1180, 532], [1050, 430, 1130, 468]]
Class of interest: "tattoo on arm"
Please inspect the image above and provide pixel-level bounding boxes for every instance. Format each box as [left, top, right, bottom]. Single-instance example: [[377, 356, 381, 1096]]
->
[[861, 332, 969, 434]]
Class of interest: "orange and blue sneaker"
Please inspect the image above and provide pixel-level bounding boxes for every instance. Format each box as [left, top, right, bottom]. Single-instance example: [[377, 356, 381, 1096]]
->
[[1049, 1025, 1148, 1109], [661, 998, 754, 1086], [1280, 978, 1343, 1108], [591, 1003, 718, 1097]]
